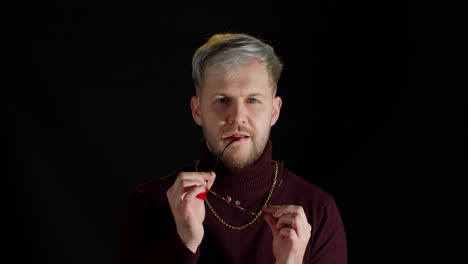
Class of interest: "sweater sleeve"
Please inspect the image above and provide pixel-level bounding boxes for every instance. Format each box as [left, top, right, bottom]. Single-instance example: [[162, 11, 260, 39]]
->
[[118, 189, 199, 264], [307, 197, 348, 264]]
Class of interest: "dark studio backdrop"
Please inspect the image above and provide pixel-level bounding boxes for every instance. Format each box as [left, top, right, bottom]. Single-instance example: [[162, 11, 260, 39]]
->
[[7, 1, 466, 263]]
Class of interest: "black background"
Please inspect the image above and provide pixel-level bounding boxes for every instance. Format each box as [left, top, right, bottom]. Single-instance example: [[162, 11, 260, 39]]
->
[[8, 1, 466, 263]]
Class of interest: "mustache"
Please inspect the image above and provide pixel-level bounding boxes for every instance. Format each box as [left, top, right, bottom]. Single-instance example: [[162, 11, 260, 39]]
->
[[221, 126, 253, 138]]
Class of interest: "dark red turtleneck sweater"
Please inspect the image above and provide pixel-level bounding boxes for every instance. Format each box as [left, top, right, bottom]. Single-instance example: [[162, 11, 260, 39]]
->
[[118, 140, 347, 263]]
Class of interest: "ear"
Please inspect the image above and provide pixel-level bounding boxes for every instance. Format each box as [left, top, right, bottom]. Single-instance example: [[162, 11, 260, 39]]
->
[[190, 96, 203, 126], [270, 96, 282, 126]]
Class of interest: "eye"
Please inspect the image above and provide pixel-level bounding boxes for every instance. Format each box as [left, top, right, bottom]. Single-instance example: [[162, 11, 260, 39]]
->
[[247, 98, 259, 103], [215, 97, 230, 103]]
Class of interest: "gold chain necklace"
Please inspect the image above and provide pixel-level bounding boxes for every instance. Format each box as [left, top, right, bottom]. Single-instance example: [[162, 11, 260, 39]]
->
[[195, 159, 279, 230]]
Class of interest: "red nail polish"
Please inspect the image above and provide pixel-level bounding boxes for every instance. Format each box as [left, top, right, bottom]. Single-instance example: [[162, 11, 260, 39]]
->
[[196, 189, 209, 200]]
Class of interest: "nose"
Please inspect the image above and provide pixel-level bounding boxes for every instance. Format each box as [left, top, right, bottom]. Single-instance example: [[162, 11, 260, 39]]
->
[[227, 101, 246, 125]]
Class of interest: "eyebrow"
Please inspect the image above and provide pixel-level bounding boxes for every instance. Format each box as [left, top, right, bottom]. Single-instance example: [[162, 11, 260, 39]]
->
[[213, 93, 266, 98], [246, 93, 265, 98]]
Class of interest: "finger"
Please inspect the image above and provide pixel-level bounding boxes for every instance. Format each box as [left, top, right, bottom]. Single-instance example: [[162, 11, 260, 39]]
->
[[177, 171, 215, 183], [181, 186, 206, 202], [278, 208, 311, 240], [276, 214, 296, 230], [193, 172, 215, 199], [264, 205, 311, 240], [262, 205, 295, 218], [272, 205, 302, 218], [180, 179, 207, 192], [279, 227, 298, 240], [206, 171, 216, 190], [168, 180, 205, 201], [263, 212, 279, 236], [264, 205, 305, 219], [261, 205, 281, 215], [184, 185, 209, 201]]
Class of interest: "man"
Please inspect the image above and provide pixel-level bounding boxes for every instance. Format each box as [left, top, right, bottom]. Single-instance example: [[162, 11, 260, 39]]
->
[[118, 32, 347, 263]]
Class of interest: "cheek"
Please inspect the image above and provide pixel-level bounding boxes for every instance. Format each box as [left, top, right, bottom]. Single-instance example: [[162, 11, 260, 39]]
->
[[202, 105, 226, 120], [253, 110, 273, 125], [201, 112, 223, 134], [250, 118, 269, 135]]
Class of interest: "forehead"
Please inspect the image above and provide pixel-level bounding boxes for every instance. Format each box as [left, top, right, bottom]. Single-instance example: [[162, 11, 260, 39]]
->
[[201, 60, 273, 95]]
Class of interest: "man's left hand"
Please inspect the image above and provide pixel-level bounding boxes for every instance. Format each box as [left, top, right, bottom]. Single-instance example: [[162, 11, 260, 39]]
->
[[262, 205, 312, 264]]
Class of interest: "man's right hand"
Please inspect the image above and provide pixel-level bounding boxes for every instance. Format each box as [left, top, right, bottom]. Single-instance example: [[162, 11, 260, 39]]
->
[[166, 171, 216, 253]]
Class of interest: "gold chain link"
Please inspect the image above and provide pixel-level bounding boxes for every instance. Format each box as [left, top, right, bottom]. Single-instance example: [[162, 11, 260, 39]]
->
[[195, 160, 278, 230]]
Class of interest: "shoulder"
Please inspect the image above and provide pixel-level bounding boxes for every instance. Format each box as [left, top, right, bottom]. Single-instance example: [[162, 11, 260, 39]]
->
[[278, 169, 348, 262], [133, 161, 197, 200], [278, 168, 338, 211], [278, 168, 344, 229]]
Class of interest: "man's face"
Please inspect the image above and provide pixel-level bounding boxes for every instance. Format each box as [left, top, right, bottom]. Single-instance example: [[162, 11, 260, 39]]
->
[[190, 60, 282, 169]]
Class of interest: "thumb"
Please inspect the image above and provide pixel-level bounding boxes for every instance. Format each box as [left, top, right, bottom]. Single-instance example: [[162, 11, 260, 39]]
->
[[263, 209, 279, 236], [206, 171, 216, 189], [195, 172, 216, 200]]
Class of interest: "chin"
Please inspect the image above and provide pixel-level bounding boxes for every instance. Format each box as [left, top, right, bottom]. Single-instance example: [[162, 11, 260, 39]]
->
[[222, 150, 258, 169], [222, 158, 251, 170]]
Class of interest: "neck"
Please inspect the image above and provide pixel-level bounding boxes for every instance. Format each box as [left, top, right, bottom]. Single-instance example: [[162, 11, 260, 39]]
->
[[197, 139, 274, 194]]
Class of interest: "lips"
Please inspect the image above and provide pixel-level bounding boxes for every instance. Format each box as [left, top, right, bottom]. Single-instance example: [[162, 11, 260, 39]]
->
[[224, 133, 250, 141]]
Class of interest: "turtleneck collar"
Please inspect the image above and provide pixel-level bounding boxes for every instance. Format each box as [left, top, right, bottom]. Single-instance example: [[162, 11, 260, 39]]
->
[[196, 139, 274, 195]]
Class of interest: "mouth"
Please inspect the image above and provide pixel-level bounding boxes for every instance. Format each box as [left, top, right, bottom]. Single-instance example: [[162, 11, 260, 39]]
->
[[224, 133, 250, 142]]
